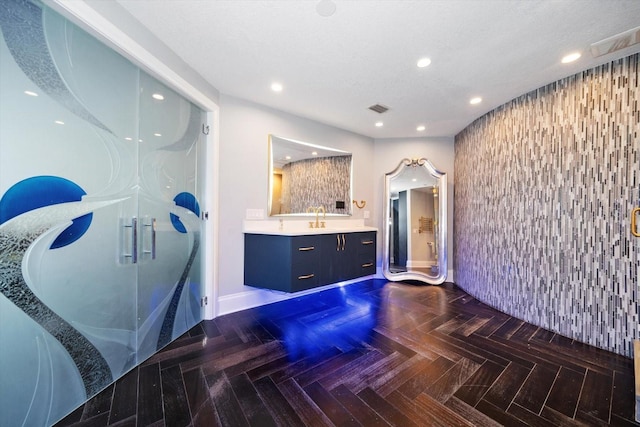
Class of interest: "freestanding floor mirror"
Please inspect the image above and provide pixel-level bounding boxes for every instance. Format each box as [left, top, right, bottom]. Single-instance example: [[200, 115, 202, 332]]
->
[[382, 158, 447, 284]]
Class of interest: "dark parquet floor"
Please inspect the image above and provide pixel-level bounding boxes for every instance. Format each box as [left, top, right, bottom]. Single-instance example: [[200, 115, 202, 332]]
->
[[57, 279, 639, 427]]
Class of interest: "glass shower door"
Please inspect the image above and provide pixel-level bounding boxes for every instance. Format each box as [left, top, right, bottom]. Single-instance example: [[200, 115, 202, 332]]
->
[[0, 1, 205, 425], [135, 72, 204, 362]]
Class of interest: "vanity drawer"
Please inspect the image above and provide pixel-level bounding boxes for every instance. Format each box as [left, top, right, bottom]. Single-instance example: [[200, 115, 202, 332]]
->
[[357, 253, 376, 276], [291, 236, 320, 291], [356, 232, 376, 254]]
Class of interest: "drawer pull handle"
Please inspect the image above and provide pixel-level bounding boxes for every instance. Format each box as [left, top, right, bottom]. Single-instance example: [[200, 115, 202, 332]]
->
[[361, 240, 374, 245], [298, 274, 315, 280], [361, 262, 373, 268], [298, 246, 315, 251]]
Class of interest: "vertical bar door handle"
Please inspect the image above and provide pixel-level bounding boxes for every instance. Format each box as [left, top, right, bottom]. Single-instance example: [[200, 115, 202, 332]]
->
[[121, 217, 138, 263], [132, 217, 138, 264], [632, 208, 640, 237], [143, 218, 157, 259], [124, 217, 138, 264]]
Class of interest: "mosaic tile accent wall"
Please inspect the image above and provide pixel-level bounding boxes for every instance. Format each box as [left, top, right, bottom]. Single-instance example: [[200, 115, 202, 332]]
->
[[454, 53, 639, 357], [281, 155, 352, 214]]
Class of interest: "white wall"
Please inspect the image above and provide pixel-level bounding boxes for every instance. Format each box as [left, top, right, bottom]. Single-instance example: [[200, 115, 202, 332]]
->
[[218, 94, 376, 300], [373, 137, 455, 279]]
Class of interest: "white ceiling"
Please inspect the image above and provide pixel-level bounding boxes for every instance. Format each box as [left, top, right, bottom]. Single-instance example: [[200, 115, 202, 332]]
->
[[114, 0, 640, 139]]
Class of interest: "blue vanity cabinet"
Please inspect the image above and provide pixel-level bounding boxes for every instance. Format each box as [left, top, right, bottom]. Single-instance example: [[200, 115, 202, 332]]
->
[[244, 231, 376, 292], [244, 233, 321, 292]]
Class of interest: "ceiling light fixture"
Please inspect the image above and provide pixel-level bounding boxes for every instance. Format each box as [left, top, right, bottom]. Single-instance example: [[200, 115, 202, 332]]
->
[[54, 120, 64, 125], [375, 122, 383, 127], [271, 82, 283, 92], [154, 133, 162, 137], [561, 52, 581, 64], [417, 125, 426, 131], [125, 137, 132, 141], [24, 90, 38, 97], [152, 93, 165, 100], [469, 97, 482, 105], [316, 0, 336, 17], [417, 58, 431, 68], [590, 25, 640, 57], [311, 151, 318, 156]]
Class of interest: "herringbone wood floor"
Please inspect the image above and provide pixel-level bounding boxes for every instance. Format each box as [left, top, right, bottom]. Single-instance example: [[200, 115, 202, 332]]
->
[[57, 279, 639, 426]]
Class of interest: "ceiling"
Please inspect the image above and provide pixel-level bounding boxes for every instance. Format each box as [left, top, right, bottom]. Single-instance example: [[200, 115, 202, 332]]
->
[[114, 0, 640, 139]]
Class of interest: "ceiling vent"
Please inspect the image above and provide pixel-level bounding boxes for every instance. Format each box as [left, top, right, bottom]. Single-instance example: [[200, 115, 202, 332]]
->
[[369, 104, 389, 114], [590, 25, 640, 58]]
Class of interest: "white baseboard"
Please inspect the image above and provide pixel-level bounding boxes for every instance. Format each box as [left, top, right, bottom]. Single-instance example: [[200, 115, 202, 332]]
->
[[217, 275, 376, 316]]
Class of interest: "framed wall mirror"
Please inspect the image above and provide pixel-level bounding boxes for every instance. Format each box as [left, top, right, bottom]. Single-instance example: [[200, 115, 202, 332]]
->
[[382, 158, 447, 284], [268, 134, 352, 216]]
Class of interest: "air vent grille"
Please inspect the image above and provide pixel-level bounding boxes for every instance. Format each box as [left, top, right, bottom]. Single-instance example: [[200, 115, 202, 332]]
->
[[369, 104, 389, 114]]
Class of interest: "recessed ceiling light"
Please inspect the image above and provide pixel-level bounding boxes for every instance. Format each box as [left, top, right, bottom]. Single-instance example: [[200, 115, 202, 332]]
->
[[154, 133, 162, 137], [417, 57, 431, 68], [24, 90, 38, 97], [311, 151, 318, 156], [469, 97, 482, 105], [152, 93, 165, 100], [285, 155, 291, 160], [316, 0, 336, 17], [561, 52, 581, 64], [375, 122, 383, 127], [271, 82, 283, 92], [54, 120, 64, 125], [125, 137, 132, 141], [416, 125, 426, 131], [412, 178, 417, 182]]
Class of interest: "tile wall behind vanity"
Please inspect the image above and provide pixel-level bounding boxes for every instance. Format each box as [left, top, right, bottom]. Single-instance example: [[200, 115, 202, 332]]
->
[[454, 53, 639, 357]]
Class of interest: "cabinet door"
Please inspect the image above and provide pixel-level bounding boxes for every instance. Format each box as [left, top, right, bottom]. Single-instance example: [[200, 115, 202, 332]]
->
[[320, 233, 357, 283]]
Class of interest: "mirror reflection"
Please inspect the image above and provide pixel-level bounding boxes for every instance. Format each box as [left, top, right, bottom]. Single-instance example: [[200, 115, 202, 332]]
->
[[383, 158, 447, 284], [269, 135, 352, 216]]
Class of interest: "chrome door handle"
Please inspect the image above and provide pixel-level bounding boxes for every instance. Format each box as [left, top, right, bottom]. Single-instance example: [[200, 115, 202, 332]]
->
[[341, 234, 346, 251], [143, 218, 157, 259], [122, 217, 138, 264], [336, 234, 340, 251], [632, 208, 640, 237]]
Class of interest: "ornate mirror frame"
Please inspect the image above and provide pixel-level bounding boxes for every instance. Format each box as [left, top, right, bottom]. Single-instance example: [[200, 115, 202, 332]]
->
[[382, 158, 447, 284]]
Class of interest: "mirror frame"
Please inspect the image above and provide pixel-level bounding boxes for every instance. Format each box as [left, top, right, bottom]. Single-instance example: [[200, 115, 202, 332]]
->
[[268, 134, 353, 217], [382, 158, 447, 284]]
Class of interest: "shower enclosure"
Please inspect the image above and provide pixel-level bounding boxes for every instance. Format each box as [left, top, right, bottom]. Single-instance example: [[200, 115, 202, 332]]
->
[[0, 1, 207, 424]]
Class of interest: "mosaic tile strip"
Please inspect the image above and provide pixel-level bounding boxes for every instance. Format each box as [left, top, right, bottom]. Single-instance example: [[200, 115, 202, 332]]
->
[[454, 53, 640, 357], [280, 155, 352, 214]]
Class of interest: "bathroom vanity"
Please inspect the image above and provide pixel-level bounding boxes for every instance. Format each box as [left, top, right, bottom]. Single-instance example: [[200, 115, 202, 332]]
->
[[244, 228, 377, 292]]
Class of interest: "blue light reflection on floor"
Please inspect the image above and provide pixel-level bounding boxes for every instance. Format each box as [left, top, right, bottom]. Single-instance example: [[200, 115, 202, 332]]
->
[[254, 280, 389, 361]]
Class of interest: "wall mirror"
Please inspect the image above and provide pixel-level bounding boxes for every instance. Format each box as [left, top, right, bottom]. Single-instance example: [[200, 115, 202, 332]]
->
[[269, 134, 352, 216], [382, 158, 447, 284]]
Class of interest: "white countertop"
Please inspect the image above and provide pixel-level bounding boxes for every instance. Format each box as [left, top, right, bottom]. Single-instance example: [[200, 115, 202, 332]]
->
[[243, 218, 377, 236]]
